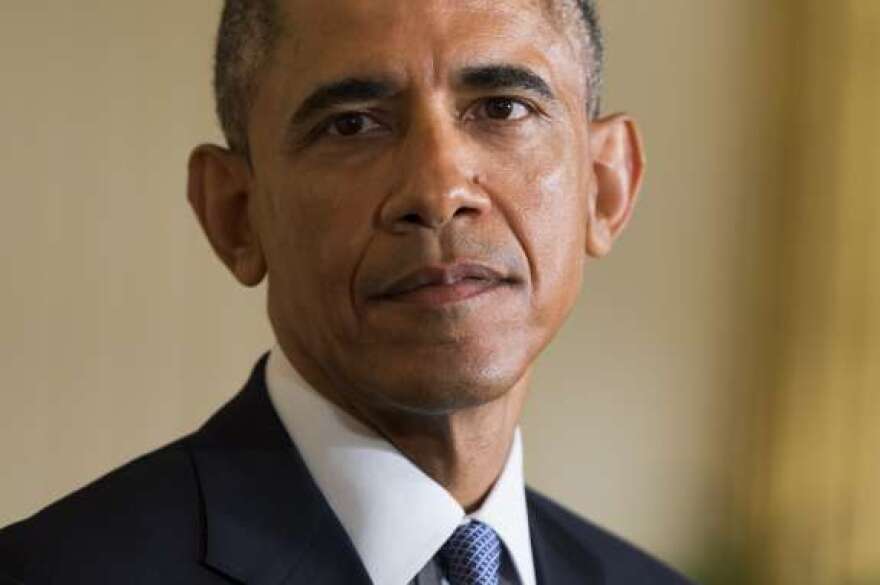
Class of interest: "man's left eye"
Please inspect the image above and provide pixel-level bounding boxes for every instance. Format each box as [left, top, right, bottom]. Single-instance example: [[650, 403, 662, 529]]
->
[[325, 113, 384, 137], [474, 98, 533, 121]]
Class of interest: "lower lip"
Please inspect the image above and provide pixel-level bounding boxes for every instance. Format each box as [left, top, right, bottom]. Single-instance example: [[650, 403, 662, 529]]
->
[[380, 279, 506, 307]]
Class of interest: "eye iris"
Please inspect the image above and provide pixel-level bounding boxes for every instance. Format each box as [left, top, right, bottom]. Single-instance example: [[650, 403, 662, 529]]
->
[[333, 114, 365, 136], [486, 99, 515, 119]]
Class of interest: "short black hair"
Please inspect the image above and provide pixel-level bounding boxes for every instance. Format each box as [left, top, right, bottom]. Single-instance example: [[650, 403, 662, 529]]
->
[[214, 0, 604, 155]]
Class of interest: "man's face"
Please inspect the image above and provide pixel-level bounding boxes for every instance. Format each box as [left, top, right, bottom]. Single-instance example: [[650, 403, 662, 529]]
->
[[247, 0, 596, 412]]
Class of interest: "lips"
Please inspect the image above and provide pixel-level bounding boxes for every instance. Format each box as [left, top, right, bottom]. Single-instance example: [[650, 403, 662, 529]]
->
[[370, 262, 513, 304]]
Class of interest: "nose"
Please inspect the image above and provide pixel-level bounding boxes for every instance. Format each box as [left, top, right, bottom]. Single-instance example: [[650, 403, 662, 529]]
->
[[378, 113, 490, 234]]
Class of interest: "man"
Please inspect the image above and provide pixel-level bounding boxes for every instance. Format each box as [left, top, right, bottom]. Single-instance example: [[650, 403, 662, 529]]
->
[[0, 1, 691, 583]]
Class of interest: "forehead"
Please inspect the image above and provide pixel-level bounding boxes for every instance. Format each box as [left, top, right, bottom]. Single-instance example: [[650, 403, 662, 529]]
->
[[270, 0, 585, 97]]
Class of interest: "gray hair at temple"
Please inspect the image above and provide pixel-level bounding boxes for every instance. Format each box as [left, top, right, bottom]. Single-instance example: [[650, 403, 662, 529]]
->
[[213, 0, 604, 155]]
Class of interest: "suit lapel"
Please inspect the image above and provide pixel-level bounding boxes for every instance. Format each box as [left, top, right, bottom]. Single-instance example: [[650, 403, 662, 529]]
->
[[186, 355, 372, 585], [187, 355, 611, 585], [527, 490, 605, 585]]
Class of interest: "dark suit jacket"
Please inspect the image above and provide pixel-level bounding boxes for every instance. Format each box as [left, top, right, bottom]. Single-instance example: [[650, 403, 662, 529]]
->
[[0, 355, 693, 584]]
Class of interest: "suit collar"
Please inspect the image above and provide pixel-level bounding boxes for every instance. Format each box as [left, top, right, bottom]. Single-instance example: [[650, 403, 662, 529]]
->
[[186, 354, 372, 585], [526, 489, 605, 585]]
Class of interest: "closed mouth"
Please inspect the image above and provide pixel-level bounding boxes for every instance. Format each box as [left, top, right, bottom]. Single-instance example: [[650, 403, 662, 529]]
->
[[370, 263, 517, 305]]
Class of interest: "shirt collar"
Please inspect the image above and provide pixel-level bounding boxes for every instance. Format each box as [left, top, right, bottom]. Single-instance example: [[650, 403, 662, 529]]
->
[[265, 346, 536, 585]]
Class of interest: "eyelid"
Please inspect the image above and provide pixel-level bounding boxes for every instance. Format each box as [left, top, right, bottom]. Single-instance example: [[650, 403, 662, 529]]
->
[[464, 96, 540, 121], [312, 110, 389, 140]]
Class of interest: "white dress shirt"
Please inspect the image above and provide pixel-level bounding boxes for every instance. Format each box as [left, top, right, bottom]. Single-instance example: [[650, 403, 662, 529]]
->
[[265, 346, 537, 585]]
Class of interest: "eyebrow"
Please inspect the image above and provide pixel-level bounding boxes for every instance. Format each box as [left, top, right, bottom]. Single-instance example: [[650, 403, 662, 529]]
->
[[290, 77, 398, 126], [456, 64, 556, 100], [287, 64, 557, 132]]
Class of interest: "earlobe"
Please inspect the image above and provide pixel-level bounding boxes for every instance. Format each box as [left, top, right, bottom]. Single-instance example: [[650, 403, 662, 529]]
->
[[584, 114, 645, 258], [186, 144, 267, 287]]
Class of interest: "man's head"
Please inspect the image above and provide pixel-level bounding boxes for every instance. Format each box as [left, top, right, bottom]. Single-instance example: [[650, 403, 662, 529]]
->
[[188, 0, 643, 416]]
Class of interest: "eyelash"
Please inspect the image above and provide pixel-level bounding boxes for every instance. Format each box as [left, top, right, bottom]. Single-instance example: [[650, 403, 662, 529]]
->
[[314, 96, 539, 140]]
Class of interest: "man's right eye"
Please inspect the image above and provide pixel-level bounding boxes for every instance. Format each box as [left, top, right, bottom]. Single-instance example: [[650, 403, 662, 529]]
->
[[324, 112, 384, 137]]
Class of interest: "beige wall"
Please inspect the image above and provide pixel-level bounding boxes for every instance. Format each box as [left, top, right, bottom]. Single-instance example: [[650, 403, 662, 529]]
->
[[0, 0, 778, 574], [1, 0, 271, 525]]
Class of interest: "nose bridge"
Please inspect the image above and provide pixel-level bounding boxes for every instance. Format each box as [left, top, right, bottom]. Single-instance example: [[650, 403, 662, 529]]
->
[[407, 107, 466, 189], [379, 103, 488, 232]]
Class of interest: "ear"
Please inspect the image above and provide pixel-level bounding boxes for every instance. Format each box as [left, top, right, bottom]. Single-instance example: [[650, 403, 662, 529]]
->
[[585, 114, 645, 258], [187, 144, 267, 287]]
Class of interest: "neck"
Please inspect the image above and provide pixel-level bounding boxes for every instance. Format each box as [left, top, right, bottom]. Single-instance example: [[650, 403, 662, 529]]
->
[[356, 380, 529, 511], [280, 346, 529, 512]]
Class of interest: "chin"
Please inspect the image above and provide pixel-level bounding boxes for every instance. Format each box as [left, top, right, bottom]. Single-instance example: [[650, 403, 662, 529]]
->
[[354, 341, 533, 415]]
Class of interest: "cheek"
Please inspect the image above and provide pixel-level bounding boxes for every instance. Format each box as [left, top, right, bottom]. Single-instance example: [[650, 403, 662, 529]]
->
[[270, 172, 381, 331], [501, 138, 588, 297], [536, 165, 587, 277]]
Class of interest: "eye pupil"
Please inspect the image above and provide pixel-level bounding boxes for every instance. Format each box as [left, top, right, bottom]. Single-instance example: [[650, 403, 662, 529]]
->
[[486, 99, 515, 119], [333, 114, 365, 136]]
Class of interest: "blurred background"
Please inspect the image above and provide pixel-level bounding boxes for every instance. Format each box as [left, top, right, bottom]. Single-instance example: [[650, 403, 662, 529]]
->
[[1, 1, 877, 583]]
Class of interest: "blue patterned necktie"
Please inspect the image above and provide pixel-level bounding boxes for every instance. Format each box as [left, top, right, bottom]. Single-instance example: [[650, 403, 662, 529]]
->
[[439, 521, 502, 585]]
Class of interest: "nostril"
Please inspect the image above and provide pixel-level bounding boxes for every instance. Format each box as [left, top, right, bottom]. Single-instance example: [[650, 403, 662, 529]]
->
[[391, 203, 481, 231]]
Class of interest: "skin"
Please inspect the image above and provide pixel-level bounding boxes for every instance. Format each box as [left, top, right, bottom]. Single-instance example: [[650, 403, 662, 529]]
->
[[188, 0, 644, 511]]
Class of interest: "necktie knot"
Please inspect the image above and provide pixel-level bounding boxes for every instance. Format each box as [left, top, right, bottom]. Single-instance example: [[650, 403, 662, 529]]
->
[[439, 521, 502, 585]]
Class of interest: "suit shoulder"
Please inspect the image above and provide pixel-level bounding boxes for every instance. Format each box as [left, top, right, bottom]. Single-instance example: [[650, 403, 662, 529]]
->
[[0, 438, 201, 581], [526, 488, 695, 584]]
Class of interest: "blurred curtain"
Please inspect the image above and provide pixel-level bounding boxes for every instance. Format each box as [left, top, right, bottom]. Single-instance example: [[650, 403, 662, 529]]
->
[[745, 1, 880, 584]]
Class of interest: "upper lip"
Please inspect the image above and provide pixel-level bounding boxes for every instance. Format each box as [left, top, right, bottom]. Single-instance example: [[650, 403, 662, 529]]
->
[[372, 262, 510, 299]]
